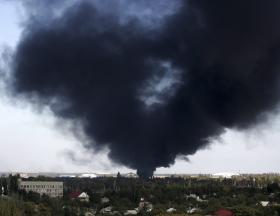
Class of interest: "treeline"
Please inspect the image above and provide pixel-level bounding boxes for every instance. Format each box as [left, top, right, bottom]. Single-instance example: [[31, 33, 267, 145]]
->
[[0, 174, 280, 215]]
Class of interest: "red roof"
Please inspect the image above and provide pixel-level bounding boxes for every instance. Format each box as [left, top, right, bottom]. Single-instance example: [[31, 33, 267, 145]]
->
[[214, 209, 234, 216], [69, 191, 81, 199]]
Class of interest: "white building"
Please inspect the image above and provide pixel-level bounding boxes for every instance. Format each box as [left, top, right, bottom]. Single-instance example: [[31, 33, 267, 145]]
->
[[124, 210, 138, 215], [78, 192, 90, 202], [18, 179, 63, 198], [101, 197, 110, 204], [212, 172, 240, 179], [259, 201, 270, 207], [166, 208, 176, 213]]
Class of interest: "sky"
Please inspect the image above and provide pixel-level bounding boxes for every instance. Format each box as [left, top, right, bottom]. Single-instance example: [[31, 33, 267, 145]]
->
[[0, 1, 280, 174]]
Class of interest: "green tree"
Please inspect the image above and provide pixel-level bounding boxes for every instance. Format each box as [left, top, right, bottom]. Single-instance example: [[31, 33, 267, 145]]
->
[[8, 174, 19, 194]]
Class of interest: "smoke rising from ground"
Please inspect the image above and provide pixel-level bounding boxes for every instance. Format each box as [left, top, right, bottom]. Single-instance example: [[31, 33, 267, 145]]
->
[[5, 0, 280, 178]]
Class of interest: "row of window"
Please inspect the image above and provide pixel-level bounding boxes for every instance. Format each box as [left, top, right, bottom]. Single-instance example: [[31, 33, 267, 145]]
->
[[20, 184, 63, 189], [23, 189, 63, 197], [24, 188, 62, 193]]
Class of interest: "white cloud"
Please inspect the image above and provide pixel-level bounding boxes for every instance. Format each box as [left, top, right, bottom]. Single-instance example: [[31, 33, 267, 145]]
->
[[0, 2, 22, 48]]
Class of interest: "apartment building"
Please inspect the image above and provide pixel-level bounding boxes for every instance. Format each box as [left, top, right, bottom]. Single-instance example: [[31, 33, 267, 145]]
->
[[18, 179, 63, 198]]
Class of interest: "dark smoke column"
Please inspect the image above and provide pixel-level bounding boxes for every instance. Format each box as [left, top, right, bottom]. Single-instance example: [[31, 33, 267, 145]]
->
[[10, 0, 280, 177]]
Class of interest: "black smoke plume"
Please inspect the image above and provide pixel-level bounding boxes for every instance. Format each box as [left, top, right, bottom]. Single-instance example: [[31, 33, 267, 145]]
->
[[7, 0, 280, 178]]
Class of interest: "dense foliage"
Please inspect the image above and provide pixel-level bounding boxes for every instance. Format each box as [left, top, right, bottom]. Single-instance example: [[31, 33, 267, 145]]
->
[[0, 174, 280, 215]]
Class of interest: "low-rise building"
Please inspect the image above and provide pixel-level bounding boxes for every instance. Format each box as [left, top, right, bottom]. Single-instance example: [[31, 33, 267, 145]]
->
[[166, 208, 176, 213], [100, 206, 113, 214], [69, 191, 90, 202], [78, 192, 90, 202], [18, 179, 63, 198], [213, 209, 234, 216], [101, 197, 110, 204], [124, 210, 138, 215], [259, 201, 270, 207], [138, 198, 153, 212]]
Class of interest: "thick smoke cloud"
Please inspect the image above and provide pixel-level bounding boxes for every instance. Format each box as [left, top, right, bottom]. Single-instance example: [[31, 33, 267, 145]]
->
[[8, 0, 280, 178]]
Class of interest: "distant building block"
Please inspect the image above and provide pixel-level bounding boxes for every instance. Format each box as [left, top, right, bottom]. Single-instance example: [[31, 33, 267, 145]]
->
[[18, 179, 63, 198]]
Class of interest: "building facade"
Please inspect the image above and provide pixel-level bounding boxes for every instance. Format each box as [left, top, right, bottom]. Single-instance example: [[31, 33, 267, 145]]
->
[[18, 180, 63, 198]]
